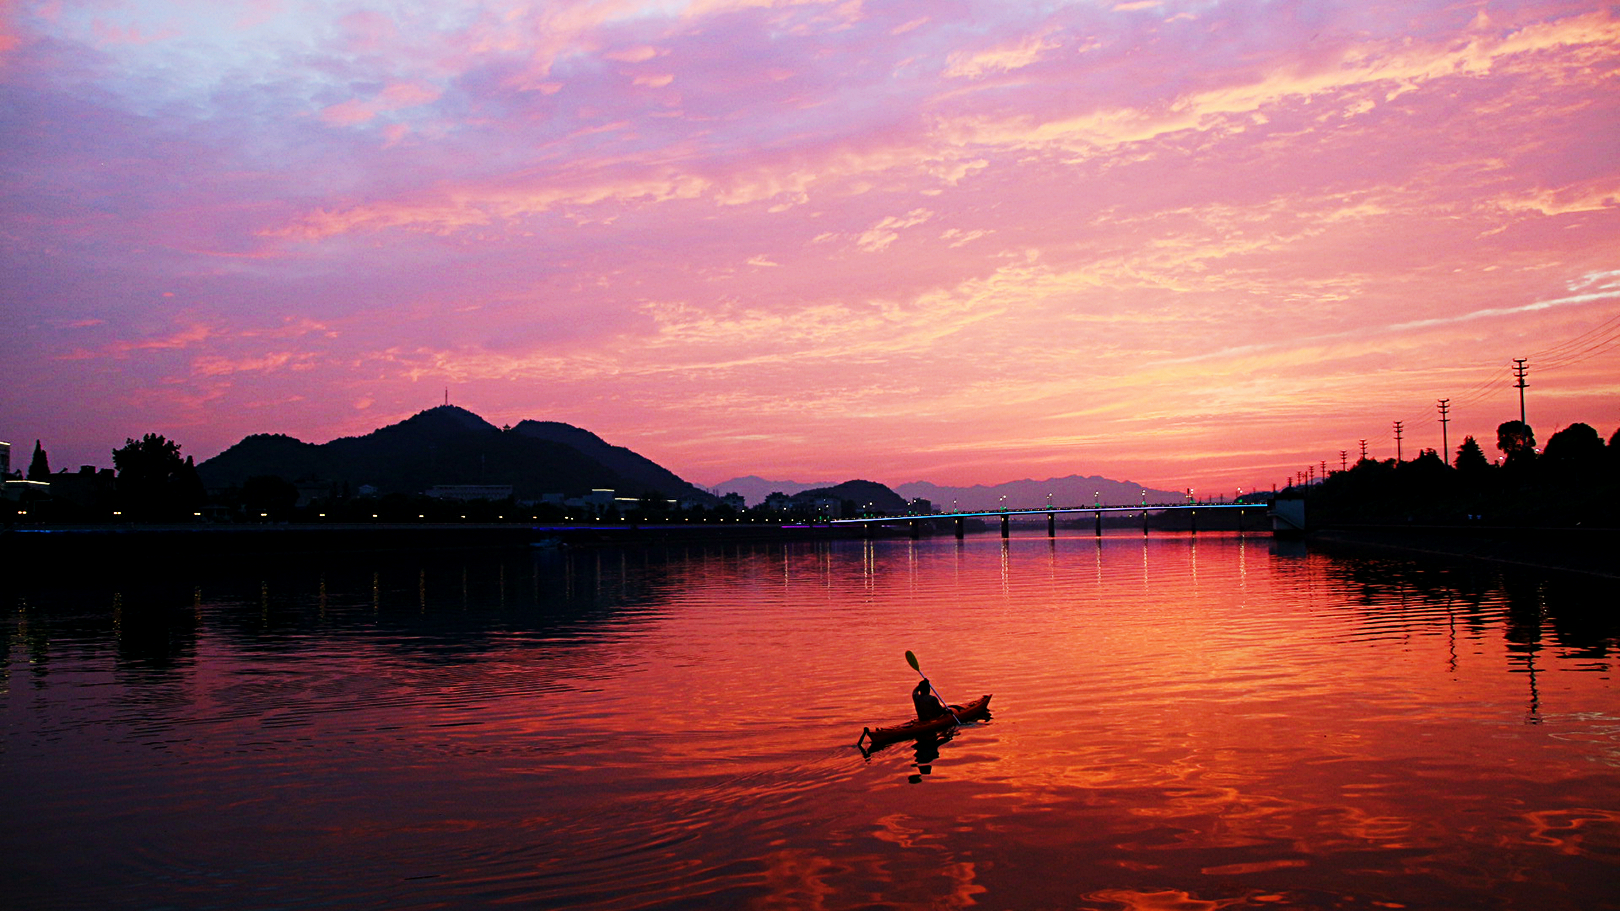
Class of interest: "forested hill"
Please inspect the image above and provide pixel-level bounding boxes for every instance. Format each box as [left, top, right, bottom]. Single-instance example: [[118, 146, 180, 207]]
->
[[793, 479, 909, 513], [196, 406, 716, 503]]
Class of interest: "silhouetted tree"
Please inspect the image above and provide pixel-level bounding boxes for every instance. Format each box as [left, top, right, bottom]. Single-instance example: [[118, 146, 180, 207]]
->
[[1407, 448, 1448, 476], [27, 440, 50, 480], [176, 456, 208, 509], [1540, 422, 1605, 483], [113, 433, 203, 519], [1454, 435, 1489, 473], [1542, 422, 1603, 460], [1496, 420, 1536, 472]]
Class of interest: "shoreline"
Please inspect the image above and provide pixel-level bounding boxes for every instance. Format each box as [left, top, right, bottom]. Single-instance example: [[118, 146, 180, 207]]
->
[[0, 520, 852, 552], [1309, 524, 1620, 579], [8, 520, 1614, 579]]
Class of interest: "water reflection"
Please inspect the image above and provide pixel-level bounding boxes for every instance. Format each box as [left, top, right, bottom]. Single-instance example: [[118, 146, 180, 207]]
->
[[1, 535, 1616, 911]]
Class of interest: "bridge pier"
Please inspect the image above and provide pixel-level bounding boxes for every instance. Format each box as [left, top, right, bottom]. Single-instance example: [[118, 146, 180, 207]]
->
[[1000, 515, 1010, 539], [1191, 509, 1197, 535], [1047, 513, 1055, 537], [1095, 510, 1102, 537], [910, 520, 920, 539], [954, 517, 964, 539]]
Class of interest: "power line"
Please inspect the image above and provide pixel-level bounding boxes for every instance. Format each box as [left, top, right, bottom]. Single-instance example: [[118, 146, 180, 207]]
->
[[1396, 307, 1620, 427], [1527, 310, 1620, 362]]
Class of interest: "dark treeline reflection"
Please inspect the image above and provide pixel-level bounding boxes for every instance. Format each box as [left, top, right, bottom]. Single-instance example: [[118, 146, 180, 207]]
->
[[1317, 555, 1618, 658], [2, 544, 779, 687], [10, 539, 1612, 685]]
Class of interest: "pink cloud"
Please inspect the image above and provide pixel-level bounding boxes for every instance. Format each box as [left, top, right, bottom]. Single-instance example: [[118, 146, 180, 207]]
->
[[338, 9, 395, 50], [90, 20, 179, 46], [606, 46, 661, 63], [191, 352, 302, 377], [321, 81, 443, 126], [4, 1, 1618, 492], [320, 99, 376, 126]]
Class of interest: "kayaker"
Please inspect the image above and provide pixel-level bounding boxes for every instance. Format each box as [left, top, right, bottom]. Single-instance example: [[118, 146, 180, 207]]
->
[[912, 678, 949, 721]]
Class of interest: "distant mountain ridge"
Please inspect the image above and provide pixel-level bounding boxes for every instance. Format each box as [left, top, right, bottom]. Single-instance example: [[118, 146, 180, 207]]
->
[[895, 476, 1183, 511], [715, 474, 1183, 511], [711, 476, 840, 506], [197, 406, 716, 503], [197, 408, 1182, 512]]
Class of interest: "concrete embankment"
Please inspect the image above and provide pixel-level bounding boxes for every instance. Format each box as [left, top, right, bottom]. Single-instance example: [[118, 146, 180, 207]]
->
[[1310, 524, 1620, 579]]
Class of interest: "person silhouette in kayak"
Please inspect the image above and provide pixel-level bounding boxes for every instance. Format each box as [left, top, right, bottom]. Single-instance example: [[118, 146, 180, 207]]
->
[[912, 678, 949, 721]]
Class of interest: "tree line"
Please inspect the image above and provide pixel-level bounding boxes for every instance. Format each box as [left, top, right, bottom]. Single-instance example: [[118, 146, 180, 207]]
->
[[1302, 420, 1619, 526], [7, 433, 771, 525]]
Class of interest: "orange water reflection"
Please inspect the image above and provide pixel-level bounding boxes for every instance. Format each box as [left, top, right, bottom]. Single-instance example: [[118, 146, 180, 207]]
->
[[1, 534, 1615, 910]]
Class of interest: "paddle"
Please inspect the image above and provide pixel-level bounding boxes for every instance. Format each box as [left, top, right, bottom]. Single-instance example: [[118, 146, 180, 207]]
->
[[905, 650, 962, 725]]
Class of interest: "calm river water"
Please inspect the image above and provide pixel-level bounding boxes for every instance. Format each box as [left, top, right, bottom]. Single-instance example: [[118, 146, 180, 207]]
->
[[3, 531, 1617, 910]]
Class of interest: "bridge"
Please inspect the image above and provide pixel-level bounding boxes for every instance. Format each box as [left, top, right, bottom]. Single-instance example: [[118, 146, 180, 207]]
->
[[828, 503, 1267, 538]]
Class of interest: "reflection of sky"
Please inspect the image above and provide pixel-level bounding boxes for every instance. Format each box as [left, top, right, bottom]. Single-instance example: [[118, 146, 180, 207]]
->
[[3, 1, 1618, 493], [4, 538, 1617, 909]]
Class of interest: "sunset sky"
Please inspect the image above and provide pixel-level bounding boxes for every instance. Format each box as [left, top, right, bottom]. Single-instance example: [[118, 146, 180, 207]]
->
[[3, 0, 1617, 496]]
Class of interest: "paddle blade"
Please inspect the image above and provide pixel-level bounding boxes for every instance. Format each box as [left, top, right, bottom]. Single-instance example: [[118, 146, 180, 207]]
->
[[905, 650, 920, 673]]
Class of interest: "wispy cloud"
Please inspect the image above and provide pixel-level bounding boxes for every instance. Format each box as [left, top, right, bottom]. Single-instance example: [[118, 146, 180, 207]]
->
[[3, 1, 1617, 490]]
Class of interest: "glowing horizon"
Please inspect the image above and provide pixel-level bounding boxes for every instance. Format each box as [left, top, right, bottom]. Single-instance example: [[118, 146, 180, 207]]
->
[[2, 1, 1617, 496]]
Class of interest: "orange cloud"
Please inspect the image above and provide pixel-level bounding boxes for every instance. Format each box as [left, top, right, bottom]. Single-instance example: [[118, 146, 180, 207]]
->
[[945, 31, 1060, 79], [941, 11, 1620, 155]]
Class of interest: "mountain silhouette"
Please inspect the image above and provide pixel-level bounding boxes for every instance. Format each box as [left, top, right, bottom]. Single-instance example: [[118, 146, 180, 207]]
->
[[793, 480, 908, 513], [508, 421, 706, 503], [197, 406, 714, 502], [721, 474, 1186, 511], [711, 475, 838, 506]]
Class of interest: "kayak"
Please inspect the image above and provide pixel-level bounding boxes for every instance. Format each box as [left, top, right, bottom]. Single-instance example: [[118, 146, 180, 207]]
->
[[858, 694, 993, 747]]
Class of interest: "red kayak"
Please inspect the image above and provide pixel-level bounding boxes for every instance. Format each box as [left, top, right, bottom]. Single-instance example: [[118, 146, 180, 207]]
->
[[858, 694, 993, 747]]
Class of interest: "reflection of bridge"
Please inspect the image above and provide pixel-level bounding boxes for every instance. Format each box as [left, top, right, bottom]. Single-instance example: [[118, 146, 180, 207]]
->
[[829, 503, 1264, 538]]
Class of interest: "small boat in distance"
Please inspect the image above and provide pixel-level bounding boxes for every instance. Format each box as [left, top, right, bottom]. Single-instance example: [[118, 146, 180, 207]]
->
[[857, 694, 993, 747]]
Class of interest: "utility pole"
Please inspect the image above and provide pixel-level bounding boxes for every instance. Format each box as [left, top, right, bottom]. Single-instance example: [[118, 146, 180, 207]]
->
[[1393, 421, 1404, 463], [1512, 359, 1528, 425], [1340, 450, 1348, 472], [1320, 459, 1327, 481], [1359, 439, 1368, 461], [1437, 398, 1451, 462]]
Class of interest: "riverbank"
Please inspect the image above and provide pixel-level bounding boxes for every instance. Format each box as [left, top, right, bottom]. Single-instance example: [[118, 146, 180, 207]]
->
[[0, 520, 865, 562], [1310, 524, 1620, 579]]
